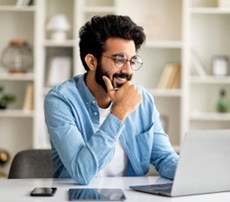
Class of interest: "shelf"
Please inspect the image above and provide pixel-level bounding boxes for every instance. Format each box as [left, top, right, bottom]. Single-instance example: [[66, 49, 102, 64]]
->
[[190, 76, 230, 84], [0, 109, 34, 118], [0, 5, 36, 12], [190, 112, 230, 121], [0, 72, 34, 81], [191, 7, 230, 14]]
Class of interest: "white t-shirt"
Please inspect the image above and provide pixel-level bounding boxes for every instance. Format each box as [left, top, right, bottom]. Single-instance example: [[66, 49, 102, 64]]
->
[[97, 105, 128, 177]]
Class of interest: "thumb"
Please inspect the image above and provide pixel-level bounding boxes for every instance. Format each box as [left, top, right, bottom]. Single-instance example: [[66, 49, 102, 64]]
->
[[102, 76, 114, 92], [102, 76, 117, 98]]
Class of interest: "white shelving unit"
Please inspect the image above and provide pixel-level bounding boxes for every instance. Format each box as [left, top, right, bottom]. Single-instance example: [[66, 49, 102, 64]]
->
[[1, 0, 230, 176], [0, 0, 37, 175], [188, 0, 230, 131]]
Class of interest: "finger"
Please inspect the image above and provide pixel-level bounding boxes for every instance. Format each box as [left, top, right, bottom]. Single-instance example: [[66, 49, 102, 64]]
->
[[102, 76, 114, 92]]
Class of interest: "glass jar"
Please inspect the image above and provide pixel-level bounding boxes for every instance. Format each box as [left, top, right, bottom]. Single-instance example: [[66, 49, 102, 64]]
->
[[0, 39, 33, 73], [212, 55, 229, 77]]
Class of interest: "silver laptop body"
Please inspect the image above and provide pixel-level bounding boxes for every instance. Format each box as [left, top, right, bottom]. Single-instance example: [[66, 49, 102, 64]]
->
[[130, 130, 230, 197]]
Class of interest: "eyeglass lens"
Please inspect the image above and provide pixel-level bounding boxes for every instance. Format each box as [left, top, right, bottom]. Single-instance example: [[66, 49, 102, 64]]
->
[[113, 54, 143, 71]]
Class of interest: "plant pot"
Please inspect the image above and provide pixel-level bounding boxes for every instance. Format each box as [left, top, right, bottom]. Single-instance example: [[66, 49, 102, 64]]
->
[[0, 103, 6, 110]]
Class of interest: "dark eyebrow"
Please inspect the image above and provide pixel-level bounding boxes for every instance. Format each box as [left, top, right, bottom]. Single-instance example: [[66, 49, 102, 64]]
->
[[111, 53, 126, 57]]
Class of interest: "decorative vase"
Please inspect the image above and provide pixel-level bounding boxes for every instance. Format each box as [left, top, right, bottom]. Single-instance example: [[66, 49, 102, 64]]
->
[[0, 39, 33, 73], [216, 89, 229, 113], [0, 102, 6, 110]]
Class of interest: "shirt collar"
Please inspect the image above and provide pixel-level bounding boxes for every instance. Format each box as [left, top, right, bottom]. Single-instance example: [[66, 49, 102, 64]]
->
[[75, 74, 97, 107]]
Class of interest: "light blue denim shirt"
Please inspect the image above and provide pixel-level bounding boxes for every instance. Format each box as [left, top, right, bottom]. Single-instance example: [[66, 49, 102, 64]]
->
[[44, 74, 178, 185]]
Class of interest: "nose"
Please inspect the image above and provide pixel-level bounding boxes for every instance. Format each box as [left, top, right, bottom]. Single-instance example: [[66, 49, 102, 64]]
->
[[121, 60, 133, 74]]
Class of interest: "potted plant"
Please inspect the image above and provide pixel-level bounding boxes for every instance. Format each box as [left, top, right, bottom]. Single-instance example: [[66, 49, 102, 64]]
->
[[0, 85, 16, 109]]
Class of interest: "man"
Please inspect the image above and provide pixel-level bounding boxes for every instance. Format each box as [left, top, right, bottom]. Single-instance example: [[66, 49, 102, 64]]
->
[[44, 15, 178, 185]]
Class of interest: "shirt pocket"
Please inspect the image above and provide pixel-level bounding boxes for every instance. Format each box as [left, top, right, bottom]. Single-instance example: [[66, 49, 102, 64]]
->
[[136, 123, 154, 172]]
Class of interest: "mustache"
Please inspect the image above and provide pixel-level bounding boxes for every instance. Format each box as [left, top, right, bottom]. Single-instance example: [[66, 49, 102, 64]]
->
[[113, 73, 132, 80]]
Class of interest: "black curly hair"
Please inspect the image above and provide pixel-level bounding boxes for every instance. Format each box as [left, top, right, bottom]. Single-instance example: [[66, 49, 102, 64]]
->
[[79, 14, 146, 71]]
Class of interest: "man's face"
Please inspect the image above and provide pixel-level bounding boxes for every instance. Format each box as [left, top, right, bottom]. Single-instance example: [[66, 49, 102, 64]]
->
[[95, 38, 136, 92], [95, 61, 132, 92]]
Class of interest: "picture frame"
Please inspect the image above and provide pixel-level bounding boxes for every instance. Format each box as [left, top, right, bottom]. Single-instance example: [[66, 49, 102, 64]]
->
[[47, 56, 72, 86]]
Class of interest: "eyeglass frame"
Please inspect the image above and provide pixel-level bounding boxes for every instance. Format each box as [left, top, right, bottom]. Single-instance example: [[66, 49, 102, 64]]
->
[[102, 53, 143, 71]]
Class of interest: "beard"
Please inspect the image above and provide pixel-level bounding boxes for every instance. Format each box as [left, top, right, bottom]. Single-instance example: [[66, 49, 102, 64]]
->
[[95, 63, 132, 93]]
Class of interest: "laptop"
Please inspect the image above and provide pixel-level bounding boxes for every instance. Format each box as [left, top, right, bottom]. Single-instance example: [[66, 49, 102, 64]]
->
[[130, 130, 230, 197]]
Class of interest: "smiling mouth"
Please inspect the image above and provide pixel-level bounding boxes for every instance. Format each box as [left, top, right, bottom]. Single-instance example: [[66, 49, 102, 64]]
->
[[112, 74, 131, 89]]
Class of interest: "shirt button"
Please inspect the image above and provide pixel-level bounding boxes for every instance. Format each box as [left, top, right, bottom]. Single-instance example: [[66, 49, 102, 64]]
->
[[94, 112, 98, 116], [92, 100, 96, 104]]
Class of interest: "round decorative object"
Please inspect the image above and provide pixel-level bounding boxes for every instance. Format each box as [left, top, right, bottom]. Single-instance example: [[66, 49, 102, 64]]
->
[[0, 39, 33, 73], [0, 149, 9, 178], [0, 149, 10, 166]]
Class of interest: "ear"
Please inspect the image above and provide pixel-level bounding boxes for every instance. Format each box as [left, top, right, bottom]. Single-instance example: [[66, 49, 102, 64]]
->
[[84, 54, 97, 71]]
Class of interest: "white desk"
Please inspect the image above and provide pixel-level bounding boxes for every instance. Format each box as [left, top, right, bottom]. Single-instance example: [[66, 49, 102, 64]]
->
[[1, 176, 230, 201]]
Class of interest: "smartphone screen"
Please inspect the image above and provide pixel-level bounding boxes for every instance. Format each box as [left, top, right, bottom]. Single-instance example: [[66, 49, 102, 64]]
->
[[69, 188, 126, 201], [30, 187, 57, 196]]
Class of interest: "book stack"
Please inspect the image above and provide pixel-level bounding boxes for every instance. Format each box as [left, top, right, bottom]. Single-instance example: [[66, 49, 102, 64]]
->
[[157, 63, 180, 89]]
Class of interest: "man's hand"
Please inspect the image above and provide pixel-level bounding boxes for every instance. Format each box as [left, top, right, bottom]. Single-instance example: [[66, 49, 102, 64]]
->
[[103, 76, 142, 122]]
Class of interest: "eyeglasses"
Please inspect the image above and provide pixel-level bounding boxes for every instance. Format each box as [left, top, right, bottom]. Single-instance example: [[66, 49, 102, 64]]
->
[[102, 54, 143, 71]]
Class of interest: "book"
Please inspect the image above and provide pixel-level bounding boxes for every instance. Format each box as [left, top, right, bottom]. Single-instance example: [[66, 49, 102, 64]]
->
[[157, 64, 173, 89], [165, 64, 180, 89], [191, 49, 207, 78], [171, 67, 180, 89], [23, 83, 33, 111], [157, 63, 180, 89]]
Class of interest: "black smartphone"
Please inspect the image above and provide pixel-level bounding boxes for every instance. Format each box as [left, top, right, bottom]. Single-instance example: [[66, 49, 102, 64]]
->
[[30, 187, 57, 197]]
